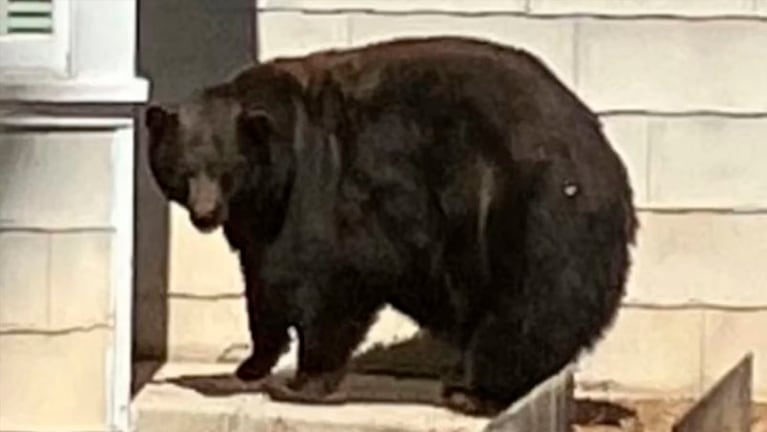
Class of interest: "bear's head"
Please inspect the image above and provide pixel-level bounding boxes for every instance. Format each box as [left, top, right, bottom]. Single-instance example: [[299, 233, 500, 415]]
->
[[145, 95, 275, 233]]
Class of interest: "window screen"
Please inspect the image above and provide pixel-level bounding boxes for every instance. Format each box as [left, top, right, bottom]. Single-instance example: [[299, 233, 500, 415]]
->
[[0, 0, 66, 76]]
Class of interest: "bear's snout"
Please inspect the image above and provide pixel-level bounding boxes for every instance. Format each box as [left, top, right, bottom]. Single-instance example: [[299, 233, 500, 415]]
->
[[188, 174, 227, 232]]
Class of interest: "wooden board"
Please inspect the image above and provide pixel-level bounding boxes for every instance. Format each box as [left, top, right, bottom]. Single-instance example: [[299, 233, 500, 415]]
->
[[484, 365, 574, 432], [672, 353, 753, 432]]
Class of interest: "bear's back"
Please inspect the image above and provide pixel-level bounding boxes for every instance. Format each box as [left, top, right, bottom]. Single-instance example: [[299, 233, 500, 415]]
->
[[281, 37, 632, 219], [217, 37, 635, 240]]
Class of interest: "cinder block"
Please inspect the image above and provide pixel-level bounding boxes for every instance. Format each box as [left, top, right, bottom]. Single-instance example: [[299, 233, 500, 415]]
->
[[258, 11, 350, 61], [259, 0, 527, 12], [530, 0, 756, 16], [48, 232, 111, 329], [577, 20, 767, 112], [0, 131, 115, 229], [168, 204, 242, 297], [627, 213, 767, 306], [167, 297, 249, 362], [624, 212, 696, 305], [702, 310, 767, 401], [0, 232, 49, 330], [576, 307, 704, 396], [648, 117, 767, 208], [0, 329, 109, 431], [600, 115, 650, 204], [349, 14, 577, 88]]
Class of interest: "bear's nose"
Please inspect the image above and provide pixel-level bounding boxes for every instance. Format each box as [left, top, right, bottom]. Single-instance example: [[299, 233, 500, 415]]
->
[[190, 207, 223, 232]]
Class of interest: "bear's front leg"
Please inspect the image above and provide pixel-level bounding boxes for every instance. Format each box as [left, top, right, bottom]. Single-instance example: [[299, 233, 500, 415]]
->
[[235, 252, 291, 382], [235, 289, 290, 381], [264, 287, 379, 404]]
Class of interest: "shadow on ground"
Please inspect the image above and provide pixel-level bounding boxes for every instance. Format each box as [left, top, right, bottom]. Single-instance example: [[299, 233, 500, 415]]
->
[[159, 332, 637, 425], [156, 333, 452, 408]]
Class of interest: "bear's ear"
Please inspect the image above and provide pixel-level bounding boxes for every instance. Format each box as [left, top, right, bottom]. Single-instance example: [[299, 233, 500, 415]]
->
[[238, 108, 274, 142], [307, 74, 347, 134], [145, 105, 170, 134]]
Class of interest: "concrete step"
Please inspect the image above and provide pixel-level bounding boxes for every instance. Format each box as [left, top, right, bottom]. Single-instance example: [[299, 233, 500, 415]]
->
[[132, 362, 493, 432]]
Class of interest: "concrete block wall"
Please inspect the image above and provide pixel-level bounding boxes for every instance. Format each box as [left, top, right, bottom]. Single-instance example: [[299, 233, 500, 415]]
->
[[0, 126, 134, 431], [163, 0, 767, 401]]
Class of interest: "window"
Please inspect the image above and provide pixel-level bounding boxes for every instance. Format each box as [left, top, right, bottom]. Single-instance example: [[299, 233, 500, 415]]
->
[[0, 0, 69, 77]]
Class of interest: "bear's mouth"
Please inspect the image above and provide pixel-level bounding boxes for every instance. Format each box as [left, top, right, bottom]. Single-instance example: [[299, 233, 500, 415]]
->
[[190, 212, 224, 233]]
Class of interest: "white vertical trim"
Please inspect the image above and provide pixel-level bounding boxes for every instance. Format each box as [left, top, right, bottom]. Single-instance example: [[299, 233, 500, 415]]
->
[[107, 124, 135, 432]]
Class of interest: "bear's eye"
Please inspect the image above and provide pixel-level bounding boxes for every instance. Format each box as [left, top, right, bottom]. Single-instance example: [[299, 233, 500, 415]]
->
[[163, 170, 189, 203], [220, 172, 233, 193]]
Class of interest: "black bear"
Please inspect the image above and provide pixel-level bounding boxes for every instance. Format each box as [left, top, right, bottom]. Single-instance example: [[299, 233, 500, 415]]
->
[[145, 36, 638, 416]]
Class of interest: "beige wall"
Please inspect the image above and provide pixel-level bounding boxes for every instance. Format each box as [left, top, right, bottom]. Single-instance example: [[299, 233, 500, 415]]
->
[[161, 0, 767, 401]]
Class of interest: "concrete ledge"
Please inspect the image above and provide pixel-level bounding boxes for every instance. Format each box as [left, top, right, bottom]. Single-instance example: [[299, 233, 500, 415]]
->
[[133, 362, 490, 432], [0, 115, 135, 130]]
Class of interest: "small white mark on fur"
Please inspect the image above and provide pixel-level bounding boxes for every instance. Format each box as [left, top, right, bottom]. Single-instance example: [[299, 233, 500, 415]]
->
[[292, 102, 310, 154], [328, 134, 341, 172], [564, 182, 579, 197], [478, 160, 495, 279]]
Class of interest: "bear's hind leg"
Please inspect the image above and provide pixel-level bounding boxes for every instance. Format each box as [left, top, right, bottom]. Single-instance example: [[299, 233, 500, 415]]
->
[[442, 309, 575, 417], [440, 163, 632, 416]]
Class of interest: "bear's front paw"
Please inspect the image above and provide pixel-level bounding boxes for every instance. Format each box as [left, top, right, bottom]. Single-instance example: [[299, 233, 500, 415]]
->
[[442, 386, 507, 417], [263, 372, 347, 405], [234, 355, 273, 382]]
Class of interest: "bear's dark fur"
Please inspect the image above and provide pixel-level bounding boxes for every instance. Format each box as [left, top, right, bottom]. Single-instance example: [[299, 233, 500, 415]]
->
[[146, 36, 638, 415]]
